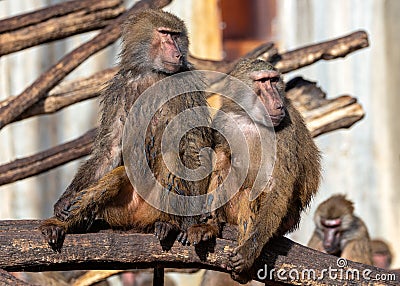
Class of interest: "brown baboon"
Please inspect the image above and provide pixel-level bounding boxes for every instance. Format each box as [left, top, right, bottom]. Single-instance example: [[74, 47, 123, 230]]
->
[[370, 239, 393, 269], [40, 9, 218, 251], [207, 59, 321, 283], [308, 194, 373, 265]]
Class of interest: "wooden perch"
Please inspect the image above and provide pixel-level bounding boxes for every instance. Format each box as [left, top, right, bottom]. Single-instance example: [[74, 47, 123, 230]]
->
[[0, 0, 125, 57], [0, 78, 364, 187], [0, 220, 398, 285], [0, 0, 172, 131]]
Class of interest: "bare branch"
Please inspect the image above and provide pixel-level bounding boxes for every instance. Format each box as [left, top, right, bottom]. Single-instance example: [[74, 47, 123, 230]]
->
[[190, 31, 369, 74], [274, 30, 370, 73], [0, 129, 96, 186], [0, 0, 125, 56]]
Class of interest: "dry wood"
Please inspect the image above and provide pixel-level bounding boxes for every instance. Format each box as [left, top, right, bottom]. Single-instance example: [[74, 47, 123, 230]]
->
[[285, 77, 365, 137], [0, 68, 118, 123], [0, 129, 96, 186], [274, 30, 369, 73], [0, 0, 125, 56], [0, 0, 118, 34], [0, 220, 398, 285], [191, 30, 369, 74], [72, 270, 123, 286], [0, 269, 33, 286], [0, 0, 172, 131]]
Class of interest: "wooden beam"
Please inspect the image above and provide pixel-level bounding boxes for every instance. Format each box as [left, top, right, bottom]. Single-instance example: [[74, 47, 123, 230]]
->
[[0, 220, 398, 285]]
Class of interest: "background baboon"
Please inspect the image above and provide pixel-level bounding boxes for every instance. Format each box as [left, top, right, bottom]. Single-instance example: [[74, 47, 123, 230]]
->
[[370, 239, 393, 269], [208, 59, 321, 283], [308, 194, 372, 265], [40, 9, 217, 250]]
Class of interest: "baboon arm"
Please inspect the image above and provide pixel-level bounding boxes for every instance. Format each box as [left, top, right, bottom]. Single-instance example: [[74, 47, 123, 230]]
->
[[341, 238, 373, 265]]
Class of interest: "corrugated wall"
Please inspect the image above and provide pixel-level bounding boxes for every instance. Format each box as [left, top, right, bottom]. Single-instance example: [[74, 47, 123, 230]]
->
[[278, 0, 400, 268]]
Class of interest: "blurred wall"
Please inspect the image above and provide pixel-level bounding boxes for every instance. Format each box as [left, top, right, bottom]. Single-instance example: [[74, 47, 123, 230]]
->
[[278, 0, 400, 267]]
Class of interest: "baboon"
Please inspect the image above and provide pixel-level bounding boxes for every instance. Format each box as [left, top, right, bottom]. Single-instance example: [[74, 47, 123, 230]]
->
[[207, 59, 321, 283], [40, 9, 218, 250], [370, 239, 393, 269], [308, 194, 373, 265]]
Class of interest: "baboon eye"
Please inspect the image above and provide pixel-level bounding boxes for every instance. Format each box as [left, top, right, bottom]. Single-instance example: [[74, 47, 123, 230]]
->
[[158, 29, 169, 35]]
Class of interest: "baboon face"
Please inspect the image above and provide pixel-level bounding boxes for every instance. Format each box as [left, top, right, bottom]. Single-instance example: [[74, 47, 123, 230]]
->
[[121, 9, 189, 74]]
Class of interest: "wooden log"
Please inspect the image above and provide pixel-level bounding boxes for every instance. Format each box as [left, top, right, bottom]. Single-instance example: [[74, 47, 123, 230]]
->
[[285, 77, 365, 137], [0, 220, 398, 285], [191, 30, 369, 74], [274, 30, 369, 73], [0, 0, 117, 34], [0, 129, 96, 186], [0, 0, 125, 56], [0, 0, 172, 131], [72, 270, 123, 286]]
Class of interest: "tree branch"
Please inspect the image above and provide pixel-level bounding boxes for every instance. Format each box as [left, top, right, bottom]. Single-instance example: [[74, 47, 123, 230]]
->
[[0, 220, 398, 285], [0, 0, 125, 56], [191, 30, 369, 74], [274, 30, 369, 73], [285, 77, 365, 137], [0, 0, 172, 131], [0, 129, 96, 186], [0, 68, 118, 123]]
